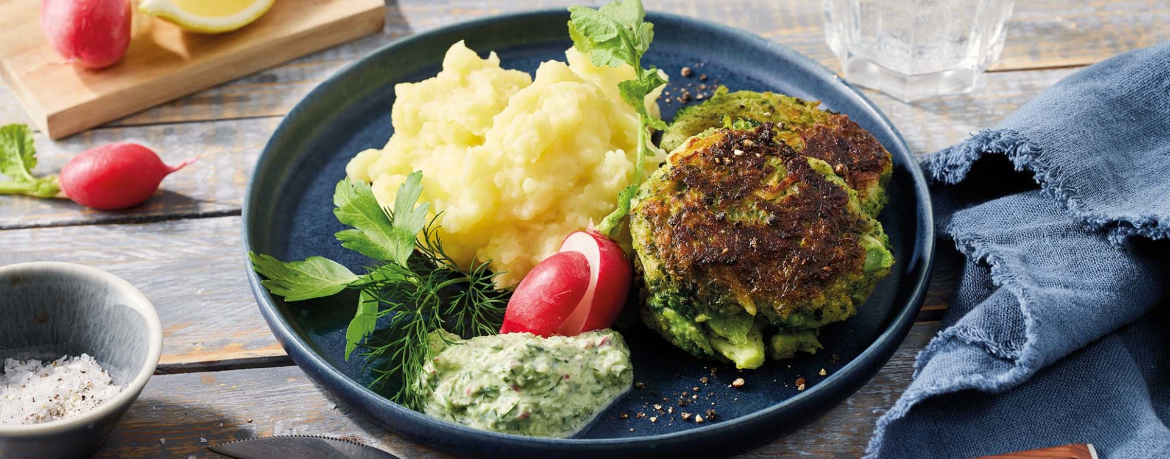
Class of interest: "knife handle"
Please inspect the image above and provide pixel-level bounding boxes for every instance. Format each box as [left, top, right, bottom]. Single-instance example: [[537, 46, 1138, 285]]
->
[[971, 443, 1097, 459]]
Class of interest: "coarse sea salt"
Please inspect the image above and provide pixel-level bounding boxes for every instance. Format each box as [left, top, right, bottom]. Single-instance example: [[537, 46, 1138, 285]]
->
[[0, 354, 123, 426]]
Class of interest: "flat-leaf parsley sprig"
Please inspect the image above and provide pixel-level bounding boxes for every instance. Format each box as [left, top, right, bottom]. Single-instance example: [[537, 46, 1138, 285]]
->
[[570, 0, 668, 237], [249, 171, 509, 409]]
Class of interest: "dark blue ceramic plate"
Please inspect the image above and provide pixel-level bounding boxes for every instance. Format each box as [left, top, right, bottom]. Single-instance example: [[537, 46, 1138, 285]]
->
[[243, 10, 933, 459]]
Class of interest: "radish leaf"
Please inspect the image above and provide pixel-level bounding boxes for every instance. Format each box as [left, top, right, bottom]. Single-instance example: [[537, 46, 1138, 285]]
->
[[0, 124, 60, 198], [619, 75, 668, 130], [0, 124, 37, 182], [570, 0, 666, 237]]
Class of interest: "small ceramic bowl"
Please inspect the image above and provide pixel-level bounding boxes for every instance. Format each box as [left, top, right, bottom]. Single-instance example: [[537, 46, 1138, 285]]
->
[[0, 262, 162, 459]]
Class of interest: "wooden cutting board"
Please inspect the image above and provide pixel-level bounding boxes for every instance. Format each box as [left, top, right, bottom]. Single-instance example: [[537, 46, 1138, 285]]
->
[[0, 0, 385, 139]]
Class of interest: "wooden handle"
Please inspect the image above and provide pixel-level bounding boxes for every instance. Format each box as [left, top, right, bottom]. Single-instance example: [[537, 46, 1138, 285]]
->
[[972, 444, 1097, 459]]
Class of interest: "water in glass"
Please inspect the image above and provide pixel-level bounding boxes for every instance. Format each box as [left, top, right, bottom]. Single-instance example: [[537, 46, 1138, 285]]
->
[[824, 0, 1015, 101]]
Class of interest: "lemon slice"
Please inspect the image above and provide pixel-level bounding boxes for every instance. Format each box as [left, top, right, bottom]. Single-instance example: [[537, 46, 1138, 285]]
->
[[138, 0, 276, 34]]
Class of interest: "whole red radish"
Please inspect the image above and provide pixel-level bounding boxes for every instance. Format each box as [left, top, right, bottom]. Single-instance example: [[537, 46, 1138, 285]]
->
[[41, 0, 132, 69], [500, 251, 592, 337], [59, 143, 196, 210], [501, 230, 632, 336]]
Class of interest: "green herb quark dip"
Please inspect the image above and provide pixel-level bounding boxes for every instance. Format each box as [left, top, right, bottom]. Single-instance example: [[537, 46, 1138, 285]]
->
[[416, 329, 633, 438]]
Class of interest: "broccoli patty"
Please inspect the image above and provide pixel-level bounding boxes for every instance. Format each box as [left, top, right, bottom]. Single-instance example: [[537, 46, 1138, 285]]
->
[[631, 124, 894, 368], [661, 87, 893, 216]]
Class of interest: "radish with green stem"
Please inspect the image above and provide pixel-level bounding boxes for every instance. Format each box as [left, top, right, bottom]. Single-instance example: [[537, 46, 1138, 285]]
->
[[500, 0, 665, 336], [0, 124, 198, 210], [59, 143, 198, 210]]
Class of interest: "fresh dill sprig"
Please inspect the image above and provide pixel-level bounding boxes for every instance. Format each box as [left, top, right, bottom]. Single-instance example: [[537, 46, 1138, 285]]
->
[[249, 171, 509, 410], [360, 214, 509, 409]]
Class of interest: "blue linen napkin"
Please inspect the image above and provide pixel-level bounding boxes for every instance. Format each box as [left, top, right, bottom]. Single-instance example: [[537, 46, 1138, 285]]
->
[[866, 43, 1170, 458]]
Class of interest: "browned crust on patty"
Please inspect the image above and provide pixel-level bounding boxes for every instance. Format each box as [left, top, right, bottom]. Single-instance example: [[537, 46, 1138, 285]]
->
[[796, 115, 890, 199], [635, 124, 865, 314]]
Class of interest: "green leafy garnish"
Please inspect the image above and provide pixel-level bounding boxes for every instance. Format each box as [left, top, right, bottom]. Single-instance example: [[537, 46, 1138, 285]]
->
[[249, 172, 508, 409], [387, 172, 431, 267], [0, 124, 61, 198], [344, 291, 380, 360], [570, 0, 667, 237], [247, 254, 359, 301]]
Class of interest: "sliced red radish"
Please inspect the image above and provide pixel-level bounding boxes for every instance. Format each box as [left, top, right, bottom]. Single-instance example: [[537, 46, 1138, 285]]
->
[[500, 251, 592, 336], [554, 231, 632, 335], [500, 230, 632, 337]]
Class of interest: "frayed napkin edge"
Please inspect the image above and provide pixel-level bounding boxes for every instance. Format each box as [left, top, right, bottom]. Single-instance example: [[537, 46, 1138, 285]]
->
[[921, 129, 1169, 245], [864, 232, 1046, 458]]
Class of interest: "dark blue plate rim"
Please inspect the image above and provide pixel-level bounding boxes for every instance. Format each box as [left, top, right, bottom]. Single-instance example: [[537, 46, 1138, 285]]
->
[[242, 7, 935, 451]]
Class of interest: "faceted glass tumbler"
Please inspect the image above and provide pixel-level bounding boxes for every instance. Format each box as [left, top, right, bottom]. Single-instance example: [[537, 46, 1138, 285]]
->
[[823, 0, 1015, 102]]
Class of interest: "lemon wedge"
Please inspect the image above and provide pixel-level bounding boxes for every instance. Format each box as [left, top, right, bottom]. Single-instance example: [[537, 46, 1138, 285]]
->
[[138, 0, 276, 34]]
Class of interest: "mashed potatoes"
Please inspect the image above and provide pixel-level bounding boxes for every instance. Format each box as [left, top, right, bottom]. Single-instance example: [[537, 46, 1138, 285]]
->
[[346, 41, 663, 287]]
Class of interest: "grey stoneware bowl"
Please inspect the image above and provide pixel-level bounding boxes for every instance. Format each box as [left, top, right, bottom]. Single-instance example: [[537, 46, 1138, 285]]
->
[[0, 262, 162, 459]]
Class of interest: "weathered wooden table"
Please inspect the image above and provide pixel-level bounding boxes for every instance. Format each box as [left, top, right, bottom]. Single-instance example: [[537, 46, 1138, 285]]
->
[[1, 1, 1164, 457]]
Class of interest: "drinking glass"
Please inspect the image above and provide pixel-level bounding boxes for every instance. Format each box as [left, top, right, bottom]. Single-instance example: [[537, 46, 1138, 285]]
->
[[823, 0, 1015, 102]]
